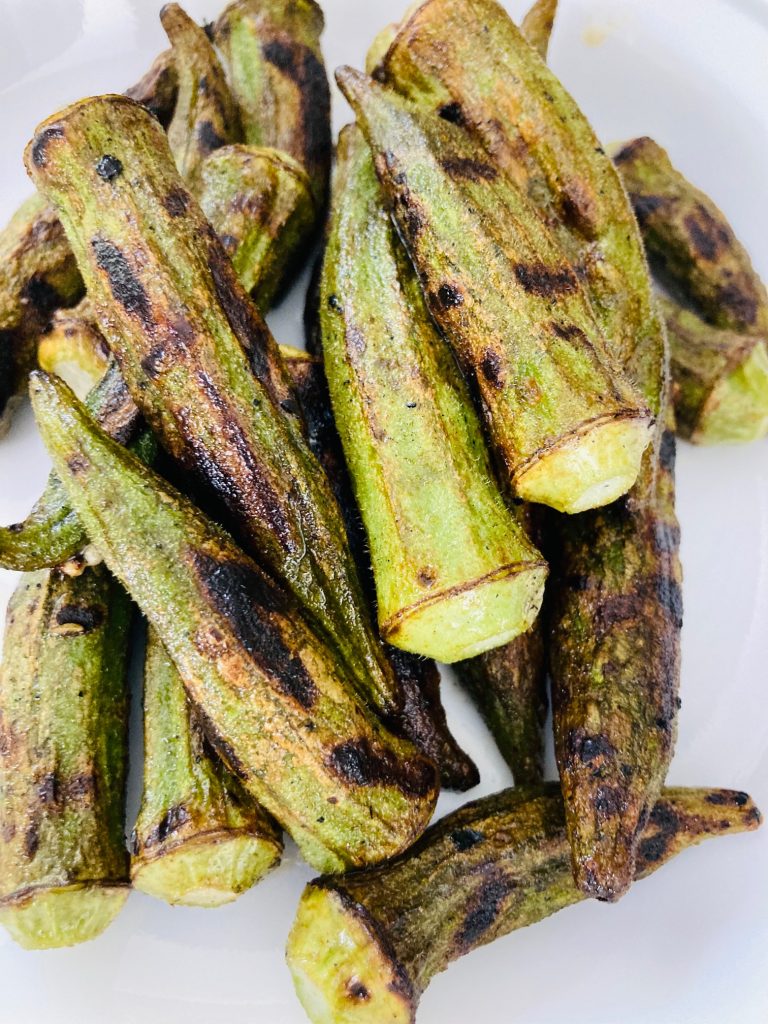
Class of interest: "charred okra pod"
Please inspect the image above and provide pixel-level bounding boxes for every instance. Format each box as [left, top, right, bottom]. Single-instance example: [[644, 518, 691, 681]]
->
[[131, 628, 282, 906], [198, 145, 316, 308], [161, 3, 241, 181], [124, 48, 179, 127], [0, 566, 132, 949], [521, 0, 559, 58], [287, 784, 761, 1023], [661, 298, 768, 444], [284, 345, 480, 792], [321, 125, 546, 662], [31, 372, 438, 873], [614, 137, 768, 335], [337, 68, 653, 515], [26, 96, 406, 739], [214, 0, 331, 210]]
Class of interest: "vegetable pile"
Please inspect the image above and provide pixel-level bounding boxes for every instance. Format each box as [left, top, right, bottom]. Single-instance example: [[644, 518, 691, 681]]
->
[[0, 0, 765, 1020]]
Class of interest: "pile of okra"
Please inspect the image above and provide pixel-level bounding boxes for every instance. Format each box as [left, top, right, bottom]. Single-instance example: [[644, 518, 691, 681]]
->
[[1, 0, 765, 1020]]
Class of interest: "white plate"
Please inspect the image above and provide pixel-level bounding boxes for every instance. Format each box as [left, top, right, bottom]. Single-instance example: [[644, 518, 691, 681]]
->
[[1, 1, 768, 1021]]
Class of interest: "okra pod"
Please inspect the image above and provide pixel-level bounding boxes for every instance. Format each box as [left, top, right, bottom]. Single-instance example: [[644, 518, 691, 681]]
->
[[285, 345, 480, 792], [30, 372, 438, 873], [321, 124, 546, 661], [614, 136, 768, 335], [0, 566, 132, 949], [37, 300, 110, 399], [337, 68, 653, 515], [287, 784, 761, 1023], [26, 96, 404, 735], [198, 145, 316, 309], [131, 628, 282, 906], [213, 0, 331, 210], [161, 3, 241, 182], [124, 48, 179, 127], [521, 0, 559, 58], [662, 297, 768, 444]]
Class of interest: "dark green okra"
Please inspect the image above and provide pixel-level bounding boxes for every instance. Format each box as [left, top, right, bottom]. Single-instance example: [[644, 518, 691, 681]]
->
[[287, 784, 761, 1024], [214, 0, 331, 210], [614, 136, 768, 335], [321, 125, 546, 663], [337, 68, 653, 516], [661, 298, 768, 444], [521, 0, 559, 58], [26, 96, 405, 734], [30, 371, 438, 873], [0, 565, 132, 949], [285, 345, 480, 793], [131, 628, 283, 906]]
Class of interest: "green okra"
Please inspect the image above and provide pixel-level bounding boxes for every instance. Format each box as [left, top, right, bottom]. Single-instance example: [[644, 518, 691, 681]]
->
[[521, 0, 559, 58], [124, 48, 179, 127], [25, 96, 405, 736], [30, 371, 439, 873], [287, 784, 761, 1024], [161, 3, 242, 182], [614, 136, 768, 335], [321, 124, 547, 662], [337, 68, 653, 516], [131, 628, 282, 907], [661, 297, 768, 444], [214, 0, 331, 210], [0, 565, 132, 949], [198, 145, 316, 309], [284, 345, 480, 793]]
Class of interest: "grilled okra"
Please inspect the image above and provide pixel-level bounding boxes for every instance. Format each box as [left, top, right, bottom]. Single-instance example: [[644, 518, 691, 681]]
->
[[321, 125, 546, 662], [521, 0, 559, 58], [614, 136, 768, 335], [213, 0, 331, 210], [287, 784, 761, 1024], [124, 48, 179, 127], [26, 95, 408, 738], [131, 628, 282, 906], [337, 68, 653, 515], [37, 300, 110, 399], [0, 566, 132, 949], [31, 371, 439, 873]]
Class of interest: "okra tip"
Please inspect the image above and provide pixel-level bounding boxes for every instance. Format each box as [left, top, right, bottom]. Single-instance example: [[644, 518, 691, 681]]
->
[[0, 885, 129, 950]]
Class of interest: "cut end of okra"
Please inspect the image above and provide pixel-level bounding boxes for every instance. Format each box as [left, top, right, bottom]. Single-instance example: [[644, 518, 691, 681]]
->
[[381, 562, 547, 664], [287, 885, 414, 1024], [696, 341, 768, 445], [515, 413, 654, 513], [0, 884, 129, 950], [132, 832, 281, 908]]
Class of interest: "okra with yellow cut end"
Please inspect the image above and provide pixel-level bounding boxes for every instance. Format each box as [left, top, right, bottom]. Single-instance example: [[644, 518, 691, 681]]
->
[[322, 124, 546, 662], [283, 344, 480, 793], [160, 3, 241, 182], [521, 0, 559, 58], [198, 145, 316, 309], [614, 137, 768, 335], [337, 68, 653, 515], [661, 297, 768, 444], [213, 0, 331, 209], [131, 628, 282, 907], [0, 565, 132, 949], [38, 300, 110, 400], [287, 784, 761, 1024], [30, 372, 439, 873], [26, 96, 405, 740]]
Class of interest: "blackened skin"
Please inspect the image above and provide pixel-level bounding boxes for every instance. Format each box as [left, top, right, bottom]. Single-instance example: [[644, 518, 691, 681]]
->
[[53, 602, 105, 634], [480, 348, 504, 389], [513, 262, 578, 297], [91, 238, 153, 325], [30, 125, 64, 168], [142, 804, 191, 849], [440, 155, 498, 182], [162, 187, 189, 217], [95, 155, 123, 181], [455, 871, 515, 950], [327, 738, 436, 799]]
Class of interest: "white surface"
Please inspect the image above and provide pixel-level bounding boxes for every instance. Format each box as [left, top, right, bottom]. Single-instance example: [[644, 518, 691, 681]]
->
[[1, 0, 768, 1021]]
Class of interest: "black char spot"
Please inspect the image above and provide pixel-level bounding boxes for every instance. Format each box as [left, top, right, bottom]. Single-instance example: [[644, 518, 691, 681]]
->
[[143, 805, 191, 849], [594, 785, 623, 817], [654, 574, 683, 628], [24, 824, 40, 859], [658, 430, 676, 473], [438, 102, 465, 125], [551, 321, 586, 342], [262, 39, 330, 176], [513, 263, 577, 298], [55, 603, 104, 634], [456, 873, 513, 950], [434, 283, 463, 310], [95, 155, 123, 181], [683, 204, 731, 262], [21, 275, 63, 318], [197, 120, 226, 155], [706, 791, 748, 807], [629, 193, 667, 225], [193, 551, 318, 710], [717, 282, 758, 328], [480, 348, 504, 389], [327, 294, 343, 313], [92, 238, 153, 324], [450, 827, 484, 851], [163, 187, 190, 217], [345, 979, 370, 1002], [569, 731, 615, 765], [327, 738, 435, 799], [440, 155, 498, 182], [31, 125, 64, 167]]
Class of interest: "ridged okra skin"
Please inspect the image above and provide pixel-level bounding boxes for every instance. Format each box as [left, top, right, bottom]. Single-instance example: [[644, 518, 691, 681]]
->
[[521, 0, 559, 58], [661, 298, 768, 444], [213, 0, 331, 210], [198, 145, 316, 309], [321, 125, 546, 662], [25, 95, 404, 736], [132, 628, 282, 907], [0, 194, 83, 435], [285, 346, 480, 793], [337, 68, 653, 516], [30, 372, 439, 873], [0, 566, 132, 949], [287, 785, 761, 1024], [614, 136, 768, 335], [161, 3, 242, 182]]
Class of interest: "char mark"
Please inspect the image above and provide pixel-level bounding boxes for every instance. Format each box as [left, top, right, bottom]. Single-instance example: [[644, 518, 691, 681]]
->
[[450, 827, 484, 851], [480, 348, 504, 389], [197, 120, 226, 155], [683, 204, 732, 262], [21, 275, 64, 319], [658, 429, 676, 474], [705, 790, 749, 807], [440, 155, 498, 182], [54, 602, 105, 634], [95, 155, 123, 181], [628, 193, 667, 225], [92, 238, 153, 325], [513, 262, 577, 298], [163, 187, 190, 217], [438, 102, 465, 125], [327, 738, 436, 799], [143, 804, 191, 849], [716, 281, 759, 329], [262, 38, 331, 176], [30, 125, 64, 168], [456, 872, 515, 950]]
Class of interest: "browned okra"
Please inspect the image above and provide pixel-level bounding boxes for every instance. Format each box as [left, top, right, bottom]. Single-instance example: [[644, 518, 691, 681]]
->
[[521, 0, 559, 58]]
